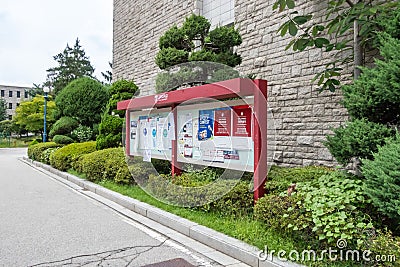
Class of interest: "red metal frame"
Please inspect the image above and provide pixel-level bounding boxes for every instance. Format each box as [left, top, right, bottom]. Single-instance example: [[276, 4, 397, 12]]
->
[[118, 78, 268, 200]]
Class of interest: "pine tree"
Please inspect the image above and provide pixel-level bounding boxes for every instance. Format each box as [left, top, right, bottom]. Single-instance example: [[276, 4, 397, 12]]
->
[[45, 38, 95, 95]]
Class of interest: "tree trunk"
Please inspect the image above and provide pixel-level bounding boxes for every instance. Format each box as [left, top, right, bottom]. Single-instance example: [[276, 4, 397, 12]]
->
[[353, 18, 363, 79]]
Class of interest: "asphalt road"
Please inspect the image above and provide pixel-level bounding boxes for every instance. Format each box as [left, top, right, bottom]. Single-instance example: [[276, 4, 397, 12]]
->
[[0, 148, 223, 267]]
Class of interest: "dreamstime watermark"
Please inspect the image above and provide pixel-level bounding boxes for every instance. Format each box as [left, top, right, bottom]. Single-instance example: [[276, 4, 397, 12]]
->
[[258, 239, 397, 263]]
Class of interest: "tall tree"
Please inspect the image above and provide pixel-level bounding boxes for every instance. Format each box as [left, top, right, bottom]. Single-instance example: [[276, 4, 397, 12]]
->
[[0, 98, 7, 121], [45, 38, 95, 95], [273, 0, 399, 91]]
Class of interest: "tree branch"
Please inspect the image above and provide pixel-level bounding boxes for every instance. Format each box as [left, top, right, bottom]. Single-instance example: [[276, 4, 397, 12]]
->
[[345, 0, 354, 7]]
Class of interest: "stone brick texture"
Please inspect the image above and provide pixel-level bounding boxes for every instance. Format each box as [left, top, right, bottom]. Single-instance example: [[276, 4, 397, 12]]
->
[[113, 0, 353, 167]]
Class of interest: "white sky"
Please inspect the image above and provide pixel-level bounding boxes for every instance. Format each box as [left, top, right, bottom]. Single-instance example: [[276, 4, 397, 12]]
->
[[0, 0, 113, 87]]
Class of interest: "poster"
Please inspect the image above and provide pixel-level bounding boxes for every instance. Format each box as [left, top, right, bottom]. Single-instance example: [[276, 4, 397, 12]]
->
[[130, 120, 138, 152], [232, 106, 251, 137], [138, 117, 151, 149], [198, 109, 214, 141], [149, 118, 157, 149], [214, 108, 231, 136]]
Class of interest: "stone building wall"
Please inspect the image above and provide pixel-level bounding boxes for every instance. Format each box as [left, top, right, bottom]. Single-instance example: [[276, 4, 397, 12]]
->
[[113, 0, 352, 167]]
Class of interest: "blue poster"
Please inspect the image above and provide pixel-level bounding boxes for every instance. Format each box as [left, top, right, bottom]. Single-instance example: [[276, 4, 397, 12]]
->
[[198, 109, 214, 141]]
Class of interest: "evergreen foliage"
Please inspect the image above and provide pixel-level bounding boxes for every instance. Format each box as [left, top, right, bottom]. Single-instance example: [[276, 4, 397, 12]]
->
[[155, 14, 242, 92], [362, 135, 400, 223], [342, 34, 400, 125], [55, 77, 108, 127], [49, 116, 79, 138], [45, 38, 95, 95], [325, 119, 394, 165], [96, 79, 138, 150]]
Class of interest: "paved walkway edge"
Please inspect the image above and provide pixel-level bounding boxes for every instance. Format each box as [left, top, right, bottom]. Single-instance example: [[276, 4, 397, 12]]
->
[[22, 157, 302, 267]]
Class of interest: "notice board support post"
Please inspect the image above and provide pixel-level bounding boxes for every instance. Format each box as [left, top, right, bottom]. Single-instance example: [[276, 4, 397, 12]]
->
[[253, 79, 268, 201], [125, 110, 131, 156], [171, 103, 182, 176]]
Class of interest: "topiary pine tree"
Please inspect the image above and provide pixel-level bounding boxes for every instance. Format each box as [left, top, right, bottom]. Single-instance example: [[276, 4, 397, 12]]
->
[[155, 14, 242, 93], [96, 79, 139, 150]]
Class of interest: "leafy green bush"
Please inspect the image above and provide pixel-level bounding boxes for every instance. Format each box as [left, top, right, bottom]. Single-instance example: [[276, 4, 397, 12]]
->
[[71, 125, 92, 142], [254, 194, 311, 241], [146, 167, 252, 213], [41, 147, 60, 165], [28, 142, 62, 162], [360, 229, 400, 267], [265, 165, 332, 194], [96, 114, 123, 150], [49, 116, 79, 138], [55, 77, 109, 127], [106, 79, 139, 117], [324, 119, 394, 165], [49, 141, 96, 171], [296, 171, 373, 246], [362, 135, 400, 223], [29, 140, 39, 147], [52, 134, 74, 145], [79, 148, 131, 183]]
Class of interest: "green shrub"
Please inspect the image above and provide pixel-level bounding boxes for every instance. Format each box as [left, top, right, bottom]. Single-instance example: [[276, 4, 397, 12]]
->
[[96, 114, 123, 149], [53, 134, 74, 145], [49, 116, 79, 138], [71, 125, 93, 142], [49, 141, 96, 171], [324, 119, 394, 165], [362, 135, 400, 223], [342, 34, 400, 125], [265, 165, 332, 194], [102, 149, 134, 184], [41, 147, 60, 165], [146, 167, 252, 213], [155, 47, 189, 70], [151, 158, 171, 175], [211, 181, 253, 216], [55, 77, 109, 126], [296, 171, 373, 247], [360, 229, 400, 267], [80, 148, 129, 182], [254, 194, 311, 241], [28, 142, 62, 162], [29, 140, 39, 147]]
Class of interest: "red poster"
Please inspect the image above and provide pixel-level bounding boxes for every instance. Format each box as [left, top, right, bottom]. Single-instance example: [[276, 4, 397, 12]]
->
[[214, 108, 231, 136], [232, 105, 251, 137]]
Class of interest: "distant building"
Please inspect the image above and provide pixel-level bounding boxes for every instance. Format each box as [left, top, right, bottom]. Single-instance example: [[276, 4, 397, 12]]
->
[[0, 85, 33, 120]]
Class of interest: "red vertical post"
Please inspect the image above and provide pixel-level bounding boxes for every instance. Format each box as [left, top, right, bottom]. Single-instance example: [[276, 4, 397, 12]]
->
[[252, 79, 268, 201], [125, 110, 130, 156], [171, 104, 182, 176]]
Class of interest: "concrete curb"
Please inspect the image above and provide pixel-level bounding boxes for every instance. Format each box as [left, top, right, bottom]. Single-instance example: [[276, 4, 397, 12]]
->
[[22, 157, 303, 267]]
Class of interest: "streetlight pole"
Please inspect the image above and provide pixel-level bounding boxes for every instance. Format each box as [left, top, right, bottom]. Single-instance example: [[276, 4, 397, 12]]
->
[[43, 87, 50, 142]]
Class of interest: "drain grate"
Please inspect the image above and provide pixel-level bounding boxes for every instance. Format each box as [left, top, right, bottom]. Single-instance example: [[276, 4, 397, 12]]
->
[[142, 258, 196, 267]]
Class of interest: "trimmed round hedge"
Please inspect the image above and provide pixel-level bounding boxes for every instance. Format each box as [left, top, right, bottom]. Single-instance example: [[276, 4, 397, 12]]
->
[[49, 141, 96, 171]]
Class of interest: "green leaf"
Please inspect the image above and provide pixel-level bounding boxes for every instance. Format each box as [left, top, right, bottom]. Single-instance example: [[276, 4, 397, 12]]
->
[[286, 0, 295, 9], [293, 15, 311, 25], [288, 21, 298, 36], [314, 38, 330, 48], [279, 22, 290, 37]]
